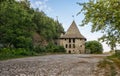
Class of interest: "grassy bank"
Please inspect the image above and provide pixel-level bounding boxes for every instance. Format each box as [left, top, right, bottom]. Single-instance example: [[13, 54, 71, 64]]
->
[[0, 52, 65, 61], [0, 45, 66, 60], [97, 53, 120, 76], [0, 48, 36, 60]]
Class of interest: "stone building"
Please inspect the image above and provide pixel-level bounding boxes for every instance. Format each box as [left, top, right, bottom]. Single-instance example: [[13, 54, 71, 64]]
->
[[59, 21, 86, 54]]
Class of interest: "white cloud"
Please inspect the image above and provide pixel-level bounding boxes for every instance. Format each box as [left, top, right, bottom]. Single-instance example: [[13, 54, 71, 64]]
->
[[30, 0, 52, 13]]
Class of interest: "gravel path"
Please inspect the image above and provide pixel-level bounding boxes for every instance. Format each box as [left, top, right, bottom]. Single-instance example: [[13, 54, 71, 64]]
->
[[0, 54, 108, 76]]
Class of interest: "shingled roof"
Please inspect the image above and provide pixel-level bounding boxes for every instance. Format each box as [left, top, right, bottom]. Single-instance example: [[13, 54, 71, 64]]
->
[[60, 21, 86, 39]]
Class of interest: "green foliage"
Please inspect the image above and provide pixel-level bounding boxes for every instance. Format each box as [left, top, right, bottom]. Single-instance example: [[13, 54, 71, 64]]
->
[[33, 46, 46, 53], [0, 48, 35, 60], [0, 0, 34, 48], [0, 0, 65, 60], [14, 36, 33, 48], [33, 10, 64, 41], [99, 35, 117, 50], [107, 54, 120, 60], [78, 0, 120, 50], [85, 41, 103, 54], [46, 43, 66, 53], [115, 50, 120, 58], [56, 46, 66, 53]]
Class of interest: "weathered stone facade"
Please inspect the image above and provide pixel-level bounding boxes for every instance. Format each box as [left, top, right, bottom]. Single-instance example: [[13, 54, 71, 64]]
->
[[59, 21, 86, 54]]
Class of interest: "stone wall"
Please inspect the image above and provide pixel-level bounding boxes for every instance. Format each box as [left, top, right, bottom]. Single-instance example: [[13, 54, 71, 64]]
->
[[59, 38, 85, 54]]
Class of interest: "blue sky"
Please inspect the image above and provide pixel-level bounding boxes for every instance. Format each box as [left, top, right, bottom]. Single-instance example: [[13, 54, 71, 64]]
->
[[29, 0, 120, 52]]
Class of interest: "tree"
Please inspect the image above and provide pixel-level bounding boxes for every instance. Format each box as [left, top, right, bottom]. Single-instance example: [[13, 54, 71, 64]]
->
[[0, 0, 64, 51], [32, 10, 64, 42], [98, 31, 117, 51], [0, 0, 34, 48], [85, 41, 103, 54], [77, 0, 120, 50]]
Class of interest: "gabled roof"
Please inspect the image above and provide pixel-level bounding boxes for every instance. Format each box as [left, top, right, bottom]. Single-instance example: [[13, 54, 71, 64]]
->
[[60, 21, 86, 39]]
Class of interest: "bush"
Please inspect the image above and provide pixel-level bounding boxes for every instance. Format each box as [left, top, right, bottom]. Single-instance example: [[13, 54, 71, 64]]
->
[[14, 37, 33, 49], [54, 46, 66, 53], [45, 43, 66, 53], [115, 50, 120, 58], [33, 43, 66, 54], [33, 46, 46, 53], [85, 40, 103, 54], [0, 48, 35, 60], [13, 48, 35, 56], [45, 43, 55, 53], [0, 43, 66, 60]]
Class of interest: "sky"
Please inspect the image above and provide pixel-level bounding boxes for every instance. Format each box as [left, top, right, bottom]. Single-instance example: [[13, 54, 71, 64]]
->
[[29, 0, 120, 52]]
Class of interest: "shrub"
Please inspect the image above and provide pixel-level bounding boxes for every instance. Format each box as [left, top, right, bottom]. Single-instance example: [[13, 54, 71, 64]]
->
[[85, 40, 103, 54], [33, 46, 46, 53], [45, 43, 66, 53], [54, 46, 66, 53], [0, 48, 35, 60], [13, 48, 35, 56], [115, 50, 120, 58]]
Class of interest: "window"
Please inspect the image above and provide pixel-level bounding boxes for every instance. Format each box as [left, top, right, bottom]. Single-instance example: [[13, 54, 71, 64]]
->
[[73, 39, 75, 43], [66, 44, 68, 48], [69, 44, 71, 48], [69, 39, 71, 43], [73, 44, 75, 48], [65, 39, 66, 40]]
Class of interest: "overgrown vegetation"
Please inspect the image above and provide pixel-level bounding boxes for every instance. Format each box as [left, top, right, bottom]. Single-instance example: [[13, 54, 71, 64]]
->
[[0, 48, 35, 60], [0, 0, 65, 60], [97, 52, 120, 76], [85, 40, 103, 54], [0, 44, 66, 60]]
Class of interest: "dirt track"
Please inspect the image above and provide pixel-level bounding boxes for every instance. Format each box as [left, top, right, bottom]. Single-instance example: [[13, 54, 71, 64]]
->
[[0, 54, 108, 76]]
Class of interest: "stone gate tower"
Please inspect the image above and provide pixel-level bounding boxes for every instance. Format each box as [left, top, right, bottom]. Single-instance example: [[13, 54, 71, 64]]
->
[[59, 21, 86, 54]]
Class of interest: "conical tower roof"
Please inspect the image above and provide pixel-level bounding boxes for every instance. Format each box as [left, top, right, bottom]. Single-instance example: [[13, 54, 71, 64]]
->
[[60, 21, 86, 39]]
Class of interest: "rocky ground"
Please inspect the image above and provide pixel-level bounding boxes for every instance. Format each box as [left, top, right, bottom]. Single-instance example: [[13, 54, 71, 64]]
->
[[0, 54, 108, 76]]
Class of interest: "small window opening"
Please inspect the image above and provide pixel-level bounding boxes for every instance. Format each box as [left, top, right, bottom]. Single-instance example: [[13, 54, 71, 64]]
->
[[69, 44, 71, 48], [73, 39, 75, 43], [69, 39, 71, 43], [73, 44, 75, 48], [66, 44, 68, 48]]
